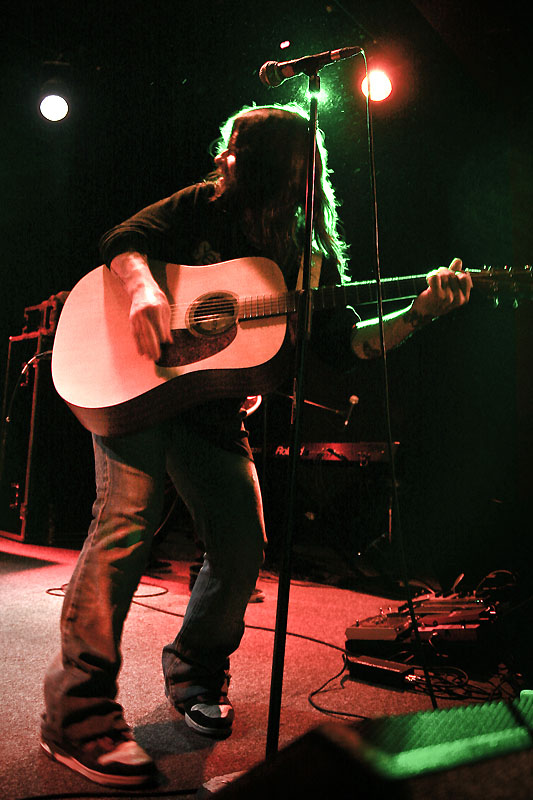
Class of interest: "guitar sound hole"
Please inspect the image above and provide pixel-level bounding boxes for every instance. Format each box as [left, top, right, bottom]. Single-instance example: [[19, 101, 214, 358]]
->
[[187, 291, 238, 338]]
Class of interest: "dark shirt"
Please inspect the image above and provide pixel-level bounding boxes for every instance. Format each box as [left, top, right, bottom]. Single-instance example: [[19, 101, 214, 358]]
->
[[101, 183, 257, 269], [99, 182, 358, 454]]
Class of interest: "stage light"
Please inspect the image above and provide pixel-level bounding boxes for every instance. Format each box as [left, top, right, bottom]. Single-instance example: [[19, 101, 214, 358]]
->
[[361, 69, 392, 101], [38, 61, 71, 122], [279, 40, 291, 50], [39, 82, 69, 121]]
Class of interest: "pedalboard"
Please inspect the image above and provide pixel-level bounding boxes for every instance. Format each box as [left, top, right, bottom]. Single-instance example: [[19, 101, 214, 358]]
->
[[346, 593, 498, 654]]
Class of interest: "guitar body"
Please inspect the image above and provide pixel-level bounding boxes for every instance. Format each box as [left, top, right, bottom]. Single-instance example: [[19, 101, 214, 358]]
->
[[52, 257, 292, 436]]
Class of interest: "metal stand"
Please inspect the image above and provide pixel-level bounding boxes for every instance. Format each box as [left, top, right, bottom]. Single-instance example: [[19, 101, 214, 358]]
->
[[265, 73, 321, 758]]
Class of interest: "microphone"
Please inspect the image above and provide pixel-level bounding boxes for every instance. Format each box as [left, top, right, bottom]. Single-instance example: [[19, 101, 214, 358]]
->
[[344, 394, 359, 427], [259, 46, 362, 88]]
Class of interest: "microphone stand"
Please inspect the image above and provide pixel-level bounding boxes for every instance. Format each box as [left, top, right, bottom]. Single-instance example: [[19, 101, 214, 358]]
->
[[265, 72, 321, 758]]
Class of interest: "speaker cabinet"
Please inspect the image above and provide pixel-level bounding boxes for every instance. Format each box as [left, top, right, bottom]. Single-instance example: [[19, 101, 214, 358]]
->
[[256, 450, 394, 581], [0, 332, 94, 545], [212, 692, 533, 799]]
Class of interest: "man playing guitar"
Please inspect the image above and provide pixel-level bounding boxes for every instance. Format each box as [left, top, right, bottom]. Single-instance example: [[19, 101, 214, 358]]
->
[[41, 103, 471, 788]]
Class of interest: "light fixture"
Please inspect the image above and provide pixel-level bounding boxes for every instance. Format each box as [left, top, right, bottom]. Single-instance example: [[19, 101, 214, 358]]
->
[[361, 69, 393, 101], [38, 61, 71, 122]]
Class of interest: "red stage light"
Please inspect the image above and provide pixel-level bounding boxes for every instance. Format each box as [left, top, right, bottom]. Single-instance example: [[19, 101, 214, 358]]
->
[[361, 69, 392, 101]]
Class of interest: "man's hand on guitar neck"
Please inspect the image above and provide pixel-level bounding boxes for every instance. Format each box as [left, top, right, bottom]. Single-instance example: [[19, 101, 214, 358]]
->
[[351, 258, 472, 359], [409, 257, 472, 322], [110, 251, 172, 361]]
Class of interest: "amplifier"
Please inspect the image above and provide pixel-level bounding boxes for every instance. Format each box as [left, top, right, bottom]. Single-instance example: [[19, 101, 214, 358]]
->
[[0, 331, 94, 544], [253, 441, 399, 465]]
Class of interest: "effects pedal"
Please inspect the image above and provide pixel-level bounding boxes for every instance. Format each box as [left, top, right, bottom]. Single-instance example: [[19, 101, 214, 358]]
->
[[345, 611, 410, 641], [345, 654, 414, 687]]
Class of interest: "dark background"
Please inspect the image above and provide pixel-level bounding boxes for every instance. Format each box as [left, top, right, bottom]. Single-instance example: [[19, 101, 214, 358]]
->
[[2, 0, 532, 588]]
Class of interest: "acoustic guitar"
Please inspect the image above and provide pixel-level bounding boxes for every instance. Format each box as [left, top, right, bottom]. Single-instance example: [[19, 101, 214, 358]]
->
[[51, 257, 531, 436]]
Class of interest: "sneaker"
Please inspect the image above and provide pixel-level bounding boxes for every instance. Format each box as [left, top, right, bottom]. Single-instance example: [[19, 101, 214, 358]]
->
[[248, 587, 265, 603], [40, 731, 155, 787], [178, 693, 234, 739]]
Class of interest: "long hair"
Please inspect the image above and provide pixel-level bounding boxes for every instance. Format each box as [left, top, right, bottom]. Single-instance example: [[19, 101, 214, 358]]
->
[[206, 103, 350, 282]]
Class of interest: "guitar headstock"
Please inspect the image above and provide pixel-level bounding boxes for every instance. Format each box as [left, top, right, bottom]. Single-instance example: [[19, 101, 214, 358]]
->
[[470, 265, 533, 307]]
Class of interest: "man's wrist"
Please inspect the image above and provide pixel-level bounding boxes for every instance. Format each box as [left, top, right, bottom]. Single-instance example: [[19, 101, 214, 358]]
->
[[403, 302, 435, 329], [111, 252, 158, 298]]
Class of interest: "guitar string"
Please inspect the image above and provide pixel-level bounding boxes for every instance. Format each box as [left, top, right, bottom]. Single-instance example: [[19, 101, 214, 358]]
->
[[162, 268, 508, 318], [165, 270, 519, 326], [163, 269, 500, 316], [166, 284, 357, 318], [165, 276, 419, 322], [168, 291, 297, 325], [167, 285, 375, 329]]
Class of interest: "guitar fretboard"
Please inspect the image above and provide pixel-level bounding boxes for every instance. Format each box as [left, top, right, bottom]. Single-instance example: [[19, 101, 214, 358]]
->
[[204, 265, 532, 324], [237, 273, 428, 321]]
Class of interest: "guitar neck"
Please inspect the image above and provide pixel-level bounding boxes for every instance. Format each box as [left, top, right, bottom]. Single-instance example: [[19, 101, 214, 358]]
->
[[313, 274, 428, 309], [236, 266, 531, 322], [238, 273, 428, 321]]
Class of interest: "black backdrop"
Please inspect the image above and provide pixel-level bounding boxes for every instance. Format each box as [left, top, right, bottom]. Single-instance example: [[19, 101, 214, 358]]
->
[[2, 0, 532, 586]]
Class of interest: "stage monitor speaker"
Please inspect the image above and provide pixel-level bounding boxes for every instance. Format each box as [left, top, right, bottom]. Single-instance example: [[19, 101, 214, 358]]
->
[[0, 331, 94, 545], [211, 691, 533, 799]]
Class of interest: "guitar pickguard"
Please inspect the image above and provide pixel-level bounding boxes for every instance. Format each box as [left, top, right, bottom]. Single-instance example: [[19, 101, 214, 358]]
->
[[157, 326, 237, 368]]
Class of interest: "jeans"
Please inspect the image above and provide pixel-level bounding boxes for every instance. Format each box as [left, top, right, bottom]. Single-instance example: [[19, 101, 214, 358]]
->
[[42, 415, 266, 746]]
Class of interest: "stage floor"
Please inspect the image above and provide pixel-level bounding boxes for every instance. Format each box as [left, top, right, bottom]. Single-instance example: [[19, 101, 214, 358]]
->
[[0, 534, 527, 799]]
